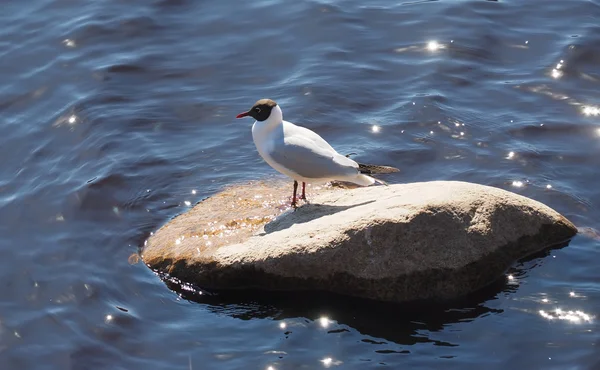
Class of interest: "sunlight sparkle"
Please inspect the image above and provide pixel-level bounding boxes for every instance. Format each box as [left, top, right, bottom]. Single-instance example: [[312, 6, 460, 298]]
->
[[583, 106, 600, 116], [427, 40, 440, 51], [322, 358, 333, 367]]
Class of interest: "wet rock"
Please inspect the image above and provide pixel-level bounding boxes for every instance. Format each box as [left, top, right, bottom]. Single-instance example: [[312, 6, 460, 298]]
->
[[142, 180, 577, 303]]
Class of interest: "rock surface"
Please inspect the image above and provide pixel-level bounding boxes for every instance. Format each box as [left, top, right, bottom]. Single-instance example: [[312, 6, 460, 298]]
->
[[142, 180, 577, 303]]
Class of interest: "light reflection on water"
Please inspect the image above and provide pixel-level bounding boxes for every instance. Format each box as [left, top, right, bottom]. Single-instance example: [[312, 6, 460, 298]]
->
[[532, 290, 594, 324], [551, 60, 564, 79], [427, 40, 441, 52], [319, 316, 331, 328], [538, 308, 593, 323], [321, 357, 342, 367], [62, 38, 76, 47], [583, 106, 600, 116]]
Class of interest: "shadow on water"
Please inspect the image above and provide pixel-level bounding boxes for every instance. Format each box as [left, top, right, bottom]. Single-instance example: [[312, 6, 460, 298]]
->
[[263, 200, 375, 234], [158, 240, 571, 347]]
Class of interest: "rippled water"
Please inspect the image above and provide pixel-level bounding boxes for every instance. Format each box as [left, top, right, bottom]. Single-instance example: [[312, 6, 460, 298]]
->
[[1, 0, 599, 368]]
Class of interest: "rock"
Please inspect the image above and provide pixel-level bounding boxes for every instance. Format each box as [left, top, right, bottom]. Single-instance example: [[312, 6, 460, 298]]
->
[[142, 180, 577, 303]]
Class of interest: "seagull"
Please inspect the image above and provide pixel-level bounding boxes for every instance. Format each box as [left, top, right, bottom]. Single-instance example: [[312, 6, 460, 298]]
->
[[236, 98, 398, 207]]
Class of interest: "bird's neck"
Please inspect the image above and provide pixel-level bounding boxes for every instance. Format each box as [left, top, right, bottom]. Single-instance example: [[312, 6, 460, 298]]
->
[[266, 105, 284, 125]]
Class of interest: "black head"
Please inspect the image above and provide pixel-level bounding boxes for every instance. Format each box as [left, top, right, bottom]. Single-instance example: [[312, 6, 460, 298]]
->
[[236, 99, 278, 122]]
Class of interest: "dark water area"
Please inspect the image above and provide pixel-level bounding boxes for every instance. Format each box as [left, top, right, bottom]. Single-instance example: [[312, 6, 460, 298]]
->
[[1, 0, 600, 368]]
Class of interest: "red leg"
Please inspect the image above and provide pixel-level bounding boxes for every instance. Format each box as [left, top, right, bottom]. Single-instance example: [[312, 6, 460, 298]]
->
[[291, 180, 298, 208], [300, 182, 307, 200]]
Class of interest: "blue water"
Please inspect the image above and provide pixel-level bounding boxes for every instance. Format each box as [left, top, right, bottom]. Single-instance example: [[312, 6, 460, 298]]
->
[[1, 0, 599, 368]]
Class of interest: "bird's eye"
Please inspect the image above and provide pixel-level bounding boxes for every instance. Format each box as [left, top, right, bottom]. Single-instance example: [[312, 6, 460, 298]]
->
[[255, 107, 261, 113]]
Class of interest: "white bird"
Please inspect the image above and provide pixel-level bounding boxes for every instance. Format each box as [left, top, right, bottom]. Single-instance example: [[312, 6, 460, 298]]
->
[[236, 99, 398, 207]]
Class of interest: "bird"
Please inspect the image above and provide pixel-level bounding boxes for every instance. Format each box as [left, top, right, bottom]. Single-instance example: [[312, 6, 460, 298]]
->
[[236, 98, 399, 208]]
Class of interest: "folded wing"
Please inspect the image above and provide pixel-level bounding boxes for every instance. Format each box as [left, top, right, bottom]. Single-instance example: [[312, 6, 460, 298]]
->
[[269, 134, 360, 180]]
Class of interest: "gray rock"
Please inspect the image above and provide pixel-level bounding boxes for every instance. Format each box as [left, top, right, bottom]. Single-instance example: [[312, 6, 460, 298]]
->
[[142, 180, 577, 302]]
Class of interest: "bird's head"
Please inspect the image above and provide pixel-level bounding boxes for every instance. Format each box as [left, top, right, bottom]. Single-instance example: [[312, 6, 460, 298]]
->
[[236, 99, 279, 122]]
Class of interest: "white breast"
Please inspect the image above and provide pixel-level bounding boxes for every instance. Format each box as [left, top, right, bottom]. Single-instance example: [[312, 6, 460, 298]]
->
[[252, 120, 301, 180]]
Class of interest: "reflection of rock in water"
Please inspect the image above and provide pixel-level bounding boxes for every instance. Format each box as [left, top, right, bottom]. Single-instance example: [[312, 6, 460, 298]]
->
[[157, 255, 550, 347], [155, 240, 568, 346], [578, 226, 600, 241], [143, 180, 576, 304]]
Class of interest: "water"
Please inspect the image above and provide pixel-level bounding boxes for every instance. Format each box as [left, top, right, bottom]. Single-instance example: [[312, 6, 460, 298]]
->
[[1, 0, 599, 368]]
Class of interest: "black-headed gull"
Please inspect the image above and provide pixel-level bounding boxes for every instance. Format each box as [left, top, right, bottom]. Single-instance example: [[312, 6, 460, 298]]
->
[[236, 99, 398, 207]]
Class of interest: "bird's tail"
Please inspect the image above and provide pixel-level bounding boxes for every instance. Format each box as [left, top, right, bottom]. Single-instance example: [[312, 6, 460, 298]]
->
[[345, 153, 400, 175], [357, 162, 400, 175]]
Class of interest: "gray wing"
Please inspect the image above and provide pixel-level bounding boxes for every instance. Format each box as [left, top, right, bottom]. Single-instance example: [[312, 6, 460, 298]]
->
[[290, 124, 337, 152], [269, 134, 360, 180]]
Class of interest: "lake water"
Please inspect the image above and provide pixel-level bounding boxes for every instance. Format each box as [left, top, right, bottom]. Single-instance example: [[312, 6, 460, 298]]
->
[[1, 0, 599, 368]]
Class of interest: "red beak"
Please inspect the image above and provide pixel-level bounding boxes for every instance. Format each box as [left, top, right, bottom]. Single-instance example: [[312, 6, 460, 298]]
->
[[236, 111, 249, 119]]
